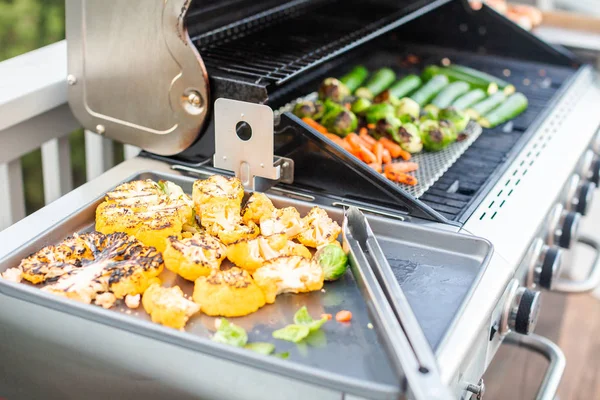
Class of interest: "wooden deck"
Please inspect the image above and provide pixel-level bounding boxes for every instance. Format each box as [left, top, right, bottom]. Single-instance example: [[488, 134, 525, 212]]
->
[[484, 292, 600, 399]]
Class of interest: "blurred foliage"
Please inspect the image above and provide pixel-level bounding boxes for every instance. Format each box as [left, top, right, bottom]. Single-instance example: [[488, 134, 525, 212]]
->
[[1, 0, 123, 214]]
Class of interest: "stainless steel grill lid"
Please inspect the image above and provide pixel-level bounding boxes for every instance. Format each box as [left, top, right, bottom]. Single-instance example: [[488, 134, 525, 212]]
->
[[65, 0, 210, 156]]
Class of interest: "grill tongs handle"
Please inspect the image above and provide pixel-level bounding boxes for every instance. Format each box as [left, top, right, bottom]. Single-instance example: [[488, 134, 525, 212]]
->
[[343, 207, 453, 400]]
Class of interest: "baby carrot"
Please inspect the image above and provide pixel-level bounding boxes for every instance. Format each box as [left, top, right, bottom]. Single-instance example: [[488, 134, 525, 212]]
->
[[336, 310, 353, 323], [373, 142, 384, 165], [382, 148, 392, 164], [385, 162, 419, 174], [302, 117, 328, 134], [368, 163, 383, 173]]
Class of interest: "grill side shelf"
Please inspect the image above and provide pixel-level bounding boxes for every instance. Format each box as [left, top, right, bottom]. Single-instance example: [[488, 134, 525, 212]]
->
[[276, 112, 452, 223]]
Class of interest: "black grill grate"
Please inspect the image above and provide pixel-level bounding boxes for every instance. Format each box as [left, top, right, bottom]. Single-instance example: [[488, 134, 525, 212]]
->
[[193, 0, 437, 87]]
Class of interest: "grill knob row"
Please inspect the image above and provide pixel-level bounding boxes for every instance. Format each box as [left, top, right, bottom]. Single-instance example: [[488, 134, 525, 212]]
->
[[546, 204, 581, 249]]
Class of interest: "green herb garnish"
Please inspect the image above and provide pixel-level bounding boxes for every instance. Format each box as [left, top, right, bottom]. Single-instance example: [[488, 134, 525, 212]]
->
[[293, 306, 328, 332], [244, 342, 275, 355], [212, 319, 248, 347], [272, 325, 310, 343]]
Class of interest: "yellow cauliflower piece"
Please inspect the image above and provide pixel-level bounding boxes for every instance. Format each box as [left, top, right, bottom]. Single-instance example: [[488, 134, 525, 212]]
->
[[18, 231, 100, 284], [163, 233, 227, 281], [297, 207, 341, 248], [226, 234, 288, 273], [282, 241, 312, 259], [142, 283, 200, 330], [252, 255, 324, 304], [193, 267, 266, 317], [95, 179, 193, 252], [217, 220, 260, 245], [41, 232, 163, 305], [192, 175, 244, 216], [242, 193, 275, 225], [259, 207, 304, 239]]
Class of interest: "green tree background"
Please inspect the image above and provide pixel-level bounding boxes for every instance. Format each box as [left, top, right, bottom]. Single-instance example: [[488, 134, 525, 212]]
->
[[1, 0, 123, 214]]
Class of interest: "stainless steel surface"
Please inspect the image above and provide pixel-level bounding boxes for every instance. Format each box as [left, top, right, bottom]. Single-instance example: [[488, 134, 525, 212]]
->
[[499, 279, 520, 335], [593, 129, 600, 155], [331, 202, 406, 222], [275, 93, 483, 198], [577, 149, 596, 181], [553, 235, 600, 293], [450, 66, 600, 388], [504, 333, 566, 400], [65, 0, 209, 156], [343, 208, 453, 400], [561, 174, 596, 215], [465, 378, 485, 400], [0, 156, 490, 399], [213, 98, 294, 191]]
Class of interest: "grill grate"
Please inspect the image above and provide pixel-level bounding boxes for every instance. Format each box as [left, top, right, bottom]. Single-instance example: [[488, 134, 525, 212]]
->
[[194, 0, 437, 87]]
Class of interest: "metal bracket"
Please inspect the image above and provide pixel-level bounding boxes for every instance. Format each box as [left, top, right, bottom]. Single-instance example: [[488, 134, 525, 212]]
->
[[213, 98, 294, 191]]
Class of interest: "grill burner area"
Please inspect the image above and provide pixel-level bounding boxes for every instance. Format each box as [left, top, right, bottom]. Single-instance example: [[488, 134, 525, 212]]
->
[[272, 46, 576, 222], [193, 0, 436, 87]]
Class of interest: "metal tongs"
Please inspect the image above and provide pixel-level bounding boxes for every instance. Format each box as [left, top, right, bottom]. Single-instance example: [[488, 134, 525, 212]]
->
[[343, 207, 453, 400]]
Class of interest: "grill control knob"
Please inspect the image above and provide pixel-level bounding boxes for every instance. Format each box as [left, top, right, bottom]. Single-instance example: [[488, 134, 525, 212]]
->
[[562, 175, 596, 215], [578, 150, 600, 186], [546, 204, 581, 249], [500, 281, 541, 335], [508, 287, 541, 335], [526, 239, 563, 290]]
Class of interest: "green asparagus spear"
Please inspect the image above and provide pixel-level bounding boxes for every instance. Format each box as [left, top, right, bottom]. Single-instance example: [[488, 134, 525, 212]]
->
[[340, 66, 369, 93], [479, 93, 528, 128], [318, 78, 351, 102], [422, 65, 498, 95], [388, 74, 422, 98], [451, 89, 487, 110], [410, 75, 450, 106], [447, 64, 516, 95], [466, 92, 506, 120], [431, 81, 471, 108], [355, 68, 396, 100]]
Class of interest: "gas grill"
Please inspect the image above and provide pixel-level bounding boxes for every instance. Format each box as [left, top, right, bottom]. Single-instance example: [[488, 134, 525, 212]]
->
[[1, 0, 600, 399]]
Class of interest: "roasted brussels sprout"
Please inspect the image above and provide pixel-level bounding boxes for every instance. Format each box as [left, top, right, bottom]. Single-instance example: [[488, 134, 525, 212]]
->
[[395, 97, 420, 120], [350, 97, 372, 115], [314, 243, 349, 281], [373, 89, 400, 106], [373, 115, 402, 143], [438, 107, 470, 134], [419, 104, 440, 122], [293, 100, 325, 120], [321, 108, 358, 136], [365, 103, 395, 124], [397, 123, 423, 154], [420, 120, 454, 152], [318, 77, 351, 102]]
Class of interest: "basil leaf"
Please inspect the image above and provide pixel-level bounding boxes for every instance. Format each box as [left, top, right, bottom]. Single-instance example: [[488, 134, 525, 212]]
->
[[272, 324, 310, 343], [244, 342, 275, 355], [212, 318, 248, 347], [293, 306, 328, 332]]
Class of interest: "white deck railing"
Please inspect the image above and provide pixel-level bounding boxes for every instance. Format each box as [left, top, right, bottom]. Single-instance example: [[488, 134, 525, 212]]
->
[[0, 41, 139, 230]]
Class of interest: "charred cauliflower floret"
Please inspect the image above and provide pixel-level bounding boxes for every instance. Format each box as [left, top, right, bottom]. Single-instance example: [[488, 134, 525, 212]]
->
[[163, 233, 227, 281], [192, 175, 244, 215], [259, 207, 304, 239], [95, 180, 193, 252], [216, 220, 260, 245], [41, 232, 163, 305], [193, 267, 266, 317], [17, 231, 101, 284], [226, 234, 288, 273], [252, 255, 324, 304], [297, 207, 342, 248], [282, 241, 312, 259], [242, 193, 275, 225], [142, 283, 200, 330]]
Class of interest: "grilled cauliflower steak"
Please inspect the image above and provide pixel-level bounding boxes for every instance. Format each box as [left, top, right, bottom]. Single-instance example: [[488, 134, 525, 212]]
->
[[253, 255, 324, 303], [142, 283, 200, 330], [41, 232, 163, 305], [281, 241, 312, 259], [163, 233, 227, 281], [297, 207, 342, 248], [193, 267, 266, 317], [95, 179, 193, 252], [226, 234, 288, 273], [192, 175, 244, 213], [259, 207, 304, 239], [17, 232, 102, 284], [242, 193, 275, 225]]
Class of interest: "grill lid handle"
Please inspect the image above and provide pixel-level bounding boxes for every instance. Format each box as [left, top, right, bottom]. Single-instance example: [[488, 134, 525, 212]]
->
[[213, 98, 294, 191]]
